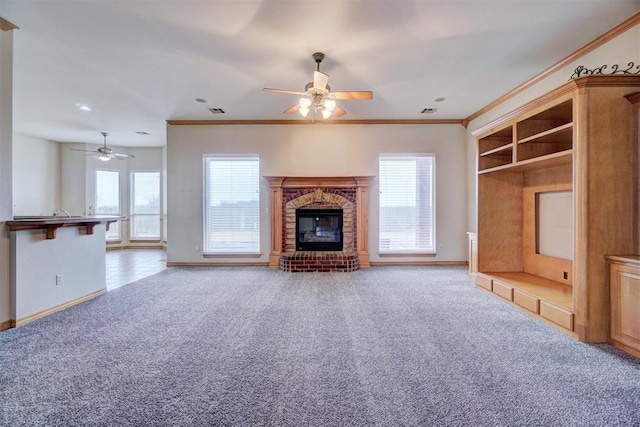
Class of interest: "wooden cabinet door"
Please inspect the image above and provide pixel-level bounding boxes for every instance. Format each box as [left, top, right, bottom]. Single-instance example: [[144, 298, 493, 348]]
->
[[610, 263, 640, 354]]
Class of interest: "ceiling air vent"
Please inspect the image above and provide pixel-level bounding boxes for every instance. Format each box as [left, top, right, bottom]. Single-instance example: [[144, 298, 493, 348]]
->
[[208, 108, 226, 114], [421, 108, 437, 114]]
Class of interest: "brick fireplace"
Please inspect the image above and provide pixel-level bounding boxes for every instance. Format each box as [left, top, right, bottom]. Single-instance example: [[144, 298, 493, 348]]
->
[[265, 176, 373, 272]]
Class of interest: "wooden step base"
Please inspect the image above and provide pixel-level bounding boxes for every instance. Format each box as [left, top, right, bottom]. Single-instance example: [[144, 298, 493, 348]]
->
[[476, 271, 575, 336]]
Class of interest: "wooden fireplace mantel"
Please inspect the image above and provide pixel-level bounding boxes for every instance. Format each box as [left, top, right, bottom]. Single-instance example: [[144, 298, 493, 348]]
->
[[264, 176, 374, 268]]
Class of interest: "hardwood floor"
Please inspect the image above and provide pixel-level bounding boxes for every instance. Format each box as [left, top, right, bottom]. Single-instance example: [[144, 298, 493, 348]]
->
[[106, 248, 167, 291]]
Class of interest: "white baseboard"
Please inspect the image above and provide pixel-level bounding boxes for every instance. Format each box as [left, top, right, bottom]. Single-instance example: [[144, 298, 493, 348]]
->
[[11, 288, 107, 328]]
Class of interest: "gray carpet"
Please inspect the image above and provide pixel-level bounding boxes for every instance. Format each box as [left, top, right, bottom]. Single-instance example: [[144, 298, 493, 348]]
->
[[1, 266, 639, 426]]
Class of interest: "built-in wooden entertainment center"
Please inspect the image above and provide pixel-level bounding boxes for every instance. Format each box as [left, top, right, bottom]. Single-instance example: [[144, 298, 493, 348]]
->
[[472, 75, 640, 344]]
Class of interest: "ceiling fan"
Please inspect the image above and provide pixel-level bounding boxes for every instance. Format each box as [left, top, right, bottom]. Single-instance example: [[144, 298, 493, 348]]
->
[[263, 52, 373, 119], [71, 132, 135, 162]]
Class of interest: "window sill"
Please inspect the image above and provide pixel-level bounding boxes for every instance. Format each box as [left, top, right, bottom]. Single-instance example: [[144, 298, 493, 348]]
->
[[379, 252, 437, 257], [202, 253, 262, 258]]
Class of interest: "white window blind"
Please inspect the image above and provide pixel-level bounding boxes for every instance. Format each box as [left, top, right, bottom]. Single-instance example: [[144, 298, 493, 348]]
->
[[131, 171, 161, 240], [379, 155, 435, 253], [96, 169, 120, 241], [203, 156, 260, 253]]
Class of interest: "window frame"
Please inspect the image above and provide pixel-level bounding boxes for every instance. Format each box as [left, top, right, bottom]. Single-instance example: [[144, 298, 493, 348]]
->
[[378, 154, 436, 255], [202, 155, 261, 256], [95, 168, 121, 242], [130, 170, 162, 241]]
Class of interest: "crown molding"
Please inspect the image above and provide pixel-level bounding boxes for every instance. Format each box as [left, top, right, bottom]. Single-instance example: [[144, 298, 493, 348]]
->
[[0, 17, 18, 31], [464, 11, 640, 126], [167, 118, 464, 126], [471, 75, 640, 137]]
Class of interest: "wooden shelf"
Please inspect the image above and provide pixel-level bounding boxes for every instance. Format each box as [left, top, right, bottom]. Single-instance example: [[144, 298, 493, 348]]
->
[[478, 149, 572, 174], [516, 99, 573, 141], [478, 126, 513, 156], [518, 122, 573, 144], [480, 143, 513, 157]]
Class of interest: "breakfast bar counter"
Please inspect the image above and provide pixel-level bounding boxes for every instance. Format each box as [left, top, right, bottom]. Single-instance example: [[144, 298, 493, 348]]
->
[[6, 216, 122, 327], [6, 215, 121, 239]]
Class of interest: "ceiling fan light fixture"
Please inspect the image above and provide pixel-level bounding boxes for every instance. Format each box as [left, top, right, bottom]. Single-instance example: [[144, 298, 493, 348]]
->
[[299, 97, 312, 108], [324, 99, 336, 112], [70, 131, 135, 161], [263, 52, 373, 120]]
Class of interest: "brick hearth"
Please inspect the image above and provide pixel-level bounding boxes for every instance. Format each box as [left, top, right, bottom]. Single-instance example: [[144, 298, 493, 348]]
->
[[279, 252, 359, 272], [265, 176, 374, 272]]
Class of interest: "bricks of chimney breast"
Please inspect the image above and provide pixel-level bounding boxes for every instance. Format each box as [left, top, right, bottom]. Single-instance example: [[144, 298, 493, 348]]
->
[[282, 186, 358, 253]]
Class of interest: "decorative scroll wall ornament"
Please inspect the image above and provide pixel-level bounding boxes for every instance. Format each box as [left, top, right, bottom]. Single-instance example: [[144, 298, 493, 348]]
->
[[570, 62, 640, 79]]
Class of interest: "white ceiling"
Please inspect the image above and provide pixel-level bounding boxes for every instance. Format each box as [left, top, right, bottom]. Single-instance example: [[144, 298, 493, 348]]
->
[[1, 0, 639, 148]]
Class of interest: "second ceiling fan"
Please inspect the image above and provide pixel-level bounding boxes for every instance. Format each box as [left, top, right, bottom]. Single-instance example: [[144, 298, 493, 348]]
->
[[71, 132, 135, 162], [263, 52, 373, 119]]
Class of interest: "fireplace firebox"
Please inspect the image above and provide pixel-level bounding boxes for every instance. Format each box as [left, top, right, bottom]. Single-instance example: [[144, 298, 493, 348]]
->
[[296, 209, 343, 251]]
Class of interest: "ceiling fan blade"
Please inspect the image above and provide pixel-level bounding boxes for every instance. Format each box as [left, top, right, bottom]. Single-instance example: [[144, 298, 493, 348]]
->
[[70, 148, 97, 153], [113, 153, 135, 159], [332, 91, 373, 100], [333, 106, 347, 118], [313, 71, 329, 91], [263, 88, 307, 96], [283, 105, 300, 114]]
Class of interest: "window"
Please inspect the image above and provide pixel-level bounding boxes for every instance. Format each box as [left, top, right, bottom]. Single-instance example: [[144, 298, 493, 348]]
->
[[162, 169, 167, 242], [131, 171, 161, 240], [96, 169, 120, 241], [203, 156, 260, 253], [378, 155, 435, 253]]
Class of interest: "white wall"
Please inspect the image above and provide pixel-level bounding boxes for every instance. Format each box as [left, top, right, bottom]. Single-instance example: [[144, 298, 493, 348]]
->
[[13, 134, 61, 215], [167, 123, 467, 264], [465, 23, 640, 233], [11, 225, 106, 322], [60, 143, 89, 216], [0, 28, 13, 326]]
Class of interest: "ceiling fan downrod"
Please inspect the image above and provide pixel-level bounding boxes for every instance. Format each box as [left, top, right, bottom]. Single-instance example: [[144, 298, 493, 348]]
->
[[312, 52, 325, 71]]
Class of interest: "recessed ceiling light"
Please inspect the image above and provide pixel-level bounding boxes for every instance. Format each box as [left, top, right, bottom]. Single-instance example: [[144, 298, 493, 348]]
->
[[195, 98, 207, 103], [75, 103, 92, 111], [135, 131, 150, 135], [434, 97, 446, 103]]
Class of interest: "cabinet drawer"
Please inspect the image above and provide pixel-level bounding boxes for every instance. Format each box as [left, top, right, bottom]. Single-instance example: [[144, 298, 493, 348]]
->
[[476, 274, 493, 291], [492, 280, 513, 301], [514, 289, 539, 314], [540, 301, 574, 331]]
